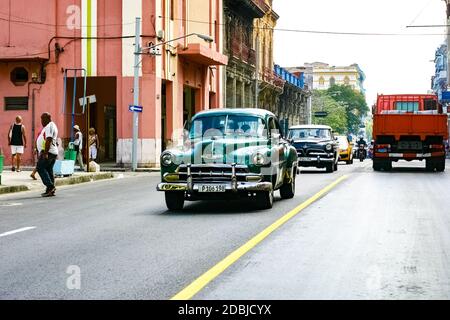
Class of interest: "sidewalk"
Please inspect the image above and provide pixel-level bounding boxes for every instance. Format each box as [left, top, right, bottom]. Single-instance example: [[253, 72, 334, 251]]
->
[[0, 169, 116, 195]]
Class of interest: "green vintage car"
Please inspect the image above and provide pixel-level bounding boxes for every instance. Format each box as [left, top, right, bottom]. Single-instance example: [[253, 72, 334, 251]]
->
[[157, 108, 298, 211]]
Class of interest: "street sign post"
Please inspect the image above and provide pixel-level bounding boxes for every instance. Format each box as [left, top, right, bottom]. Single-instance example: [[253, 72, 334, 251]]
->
[[129, 105, 143, 113]]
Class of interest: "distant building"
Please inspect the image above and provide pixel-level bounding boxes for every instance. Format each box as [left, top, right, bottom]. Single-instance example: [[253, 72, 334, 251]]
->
[[432, 43, 448, 104], [288, 62, 366, 94]]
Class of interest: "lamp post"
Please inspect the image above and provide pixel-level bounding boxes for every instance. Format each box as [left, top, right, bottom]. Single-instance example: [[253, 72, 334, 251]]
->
[[131, 16, 213, 171]]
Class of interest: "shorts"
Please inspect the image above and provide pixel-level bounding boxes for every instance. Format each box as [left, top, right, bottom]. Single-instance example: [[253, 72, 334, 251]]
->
[[11, 146, 24, 155], [89, 145, 98, 160]]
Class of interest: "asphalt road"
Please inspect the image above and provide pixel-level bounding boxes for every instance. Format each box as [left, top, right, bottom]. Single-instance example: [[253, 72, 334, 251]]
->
[[1, 159, 449, 300]]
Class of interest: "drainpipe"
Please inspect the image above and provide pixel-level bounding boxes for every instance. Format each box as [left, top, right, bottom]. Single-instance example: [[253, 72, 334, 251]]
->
[[27, 82, 42, 159]]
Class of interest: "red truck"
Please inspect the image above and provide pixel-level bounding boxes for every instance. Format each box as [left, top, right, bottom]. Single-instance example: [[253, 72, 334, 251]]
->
[[372, 94, 448, 172]]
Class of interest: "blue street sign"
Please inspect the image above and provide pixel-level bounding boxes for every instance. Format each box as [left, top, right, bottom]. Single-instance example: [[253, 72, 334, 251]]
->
[[441, 91, 450, 102], [129, 105, 143, 113]]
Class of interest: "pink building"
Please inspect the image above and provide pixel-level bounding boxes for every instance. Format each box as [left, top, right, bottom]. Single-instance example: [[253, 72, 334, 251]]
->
[[0, 0, 227, 167]]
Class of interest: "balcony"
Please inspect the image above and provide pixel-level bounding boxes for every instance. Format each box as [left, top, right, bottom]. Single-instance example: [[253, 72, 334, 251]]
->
[[262, 67, 285, 90], [230, 39, 256, 65], [241, 0, 270, 18], [274, 64, 304, 89]]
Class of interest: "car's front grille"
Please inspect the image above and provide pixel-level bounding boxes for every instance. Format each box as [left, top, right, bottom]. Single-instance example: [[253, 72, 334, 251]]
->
[[177, 165, 251, 182]]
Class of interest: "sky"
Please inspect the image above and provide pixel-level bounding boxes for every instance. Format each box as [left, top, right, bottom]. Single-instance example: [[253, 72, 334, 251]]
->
[[273, 0, 447, 105]]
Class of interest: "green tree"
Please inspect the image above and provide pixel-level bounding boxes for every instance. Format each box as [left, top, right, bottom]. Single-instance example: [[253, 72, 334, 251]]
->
[[312, 90, 348, 134], [326, 85, 369, 134]]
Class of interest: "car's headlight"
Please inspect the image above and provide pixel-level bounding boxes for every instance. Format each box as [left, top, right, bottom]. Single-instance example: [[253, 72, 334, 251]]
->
[[326, 144, 333, 151], [161, 152, 174, 167], [252, 153, 267, 166]]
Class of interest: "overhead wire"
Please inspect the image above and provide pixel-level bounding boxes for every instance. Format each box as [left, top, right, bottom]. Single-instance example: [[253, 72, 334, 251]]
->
[[158, 15, 448, 37]]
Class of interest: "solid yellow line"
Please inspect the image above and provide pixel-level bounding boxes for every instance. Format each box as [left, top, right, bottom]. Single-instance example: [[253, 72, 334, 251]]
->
[[171, 175, 349, 300]]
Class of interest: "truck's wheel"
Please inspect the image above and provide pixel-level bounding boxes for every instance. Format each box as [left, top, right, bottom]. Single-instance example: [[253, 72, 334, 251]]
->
[[426, 159, 435, 172], [280, 167, 296, 199], [165, 192, 185, 211], [384, 161, 392, 171], [436, 158, 446, 172], [256, 190, 274, 210], [373, 159, 382, 171]]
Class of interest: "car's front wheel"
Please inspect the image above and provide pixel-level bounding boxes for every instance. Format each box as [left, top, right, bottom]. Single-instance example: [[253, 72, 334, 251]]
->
[[326, 162, 334, 173], [280, 167, 296, 199], [256, 190, 274, 210], [165, 192, 185, 211]]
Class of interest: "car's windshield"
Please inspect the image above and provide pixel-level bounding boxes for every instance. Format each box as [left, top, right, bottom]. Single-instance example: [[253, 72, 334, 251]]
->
[[289, 128, 331, 140], [190, 115, 266, 139], [337, 136, 349, 149]]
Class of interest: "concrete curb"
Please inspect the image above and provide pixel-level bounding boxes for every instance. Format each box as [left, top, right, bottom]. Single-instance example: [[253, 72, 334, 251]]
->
[[0, 185, 29, 195], [0, 173, 115, 195], [55, 173, 115, 187]]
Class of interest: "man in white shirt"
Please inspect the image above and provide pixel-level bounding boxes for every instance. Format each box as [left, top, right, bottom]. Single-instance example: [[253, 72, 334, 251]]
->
[[73, 125, 84, 171], [36, 112, 59, 197]]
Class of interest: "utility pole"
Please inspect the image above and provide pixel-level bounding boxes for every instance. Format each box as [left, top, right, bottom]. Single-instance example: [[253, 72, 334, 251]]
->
[[132, 17, 141, 172], [255, 34, 259, 109], [446, 1, 450, 89]]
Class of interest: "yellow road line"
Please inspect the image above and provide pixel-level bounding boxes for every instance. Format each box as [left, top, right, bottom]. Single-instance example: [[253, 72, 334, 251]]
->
[[171, 175, 349, 300]]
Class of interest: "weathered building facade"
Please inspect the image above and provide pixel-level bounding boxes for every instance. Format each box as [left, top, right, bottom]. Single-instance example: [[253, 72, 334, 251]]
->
[[254, 0, 284, 112], [275, 65, 310, 132], [223, 0, 268, 108], [0, 0, 227, 167]]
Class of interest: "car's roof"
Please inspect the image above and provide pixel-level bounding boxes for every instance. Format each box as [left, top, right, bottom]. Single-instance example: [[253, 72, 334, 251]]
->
[[193, 108, 275, 118], [289, 125, 332, 130]]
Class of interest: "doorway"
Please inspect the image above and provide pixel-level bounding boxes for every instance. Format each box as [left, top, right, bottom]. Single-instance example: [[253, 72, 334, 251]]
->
[[65, 76, 117, 163], [183, 86, 196, 125]]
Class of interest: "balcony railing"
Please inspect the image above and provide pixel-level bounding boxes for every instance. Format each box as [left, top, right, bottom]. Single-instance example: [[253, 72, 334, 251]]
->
[[230, 39, 256, 65], [274, 64, 304, 89], [262, 67, 285, 90]]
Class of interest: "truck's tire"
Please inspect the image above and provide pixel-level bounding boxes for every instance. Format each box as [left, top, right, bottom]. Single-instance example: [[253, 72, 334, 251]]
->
[[436, 158, 446, 172], [165, 192, 185, 211], [384, 161, 393, 171], [426, 159, 435, 172], [373, 159, 382, 171], [280, 167, 296, 199], [256, 190, 274, 210]]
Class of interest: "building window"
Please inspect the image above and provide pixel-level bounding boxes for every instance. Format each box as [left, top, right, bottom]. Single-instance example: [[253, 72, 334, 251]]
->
[[344, 76, 350, 85], [330, 77, 336, 86], [10, 67, 29, 86], [4, 97, 29, 111], [319, 77, 325, 87]]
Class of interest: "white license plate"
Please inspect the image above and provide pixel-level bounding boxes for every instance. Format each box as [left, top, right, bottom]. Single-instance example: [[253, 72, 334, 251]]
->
[[198, 185, 227, 193], [299, 157, 315, 161]]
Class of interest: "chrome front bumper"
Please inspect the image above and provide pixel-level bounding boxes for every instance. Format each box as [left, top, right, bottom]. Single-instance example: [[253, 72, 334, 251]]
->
[[157, 163, 273, 193], [157, 181, 273, 192], [298, 156, 334, 162]]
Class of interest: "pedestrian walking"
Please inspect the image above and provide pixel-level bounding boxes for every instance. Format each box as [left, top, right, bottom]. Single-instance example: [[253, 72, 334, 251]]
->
[[7, 116, 27, 172], [36, 113, 59, 197], [30, 126, 43, 181], [73, 125, 85, 171], [88, 128, 99, 161]]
